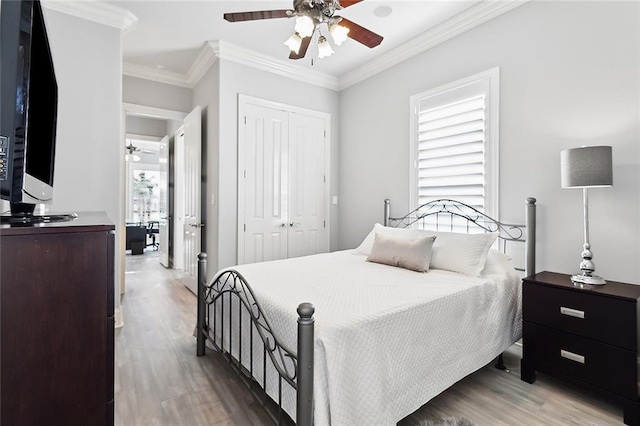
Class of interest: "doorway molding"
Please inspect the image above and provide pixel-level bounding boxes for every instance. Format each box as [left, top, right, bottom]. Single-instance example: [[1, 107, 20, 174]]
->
[[119, 102, 188, 327]]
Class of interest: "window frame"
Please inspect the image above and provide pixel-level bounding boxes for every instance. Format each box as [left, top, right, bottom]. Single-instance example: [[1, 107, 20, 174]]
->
[[409, 67, 500, 220]]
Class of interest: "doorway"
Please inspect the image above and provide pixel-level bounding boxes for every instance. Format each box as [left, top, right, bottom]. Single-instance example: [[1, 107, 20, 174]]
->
[[121, 103, 196, 297], [124, 135, 162, 259]]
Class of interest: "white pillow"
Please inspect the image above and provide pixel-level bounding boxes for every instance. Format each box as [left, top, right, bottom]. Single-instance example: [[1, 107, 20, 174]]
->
[[429, 231, 498, 276], [367, 233, 437, 273], [355, 224, 498, 276], [354, 223, 430, 255], [481, 249, 513, 276]]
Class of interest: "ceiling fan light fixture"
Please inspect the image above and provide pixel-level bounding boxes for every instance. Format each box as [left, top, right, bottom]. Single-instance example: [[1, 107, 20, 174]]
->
[[294, 15, 315, 38], [223, 1, 384, 60], [284, 32, 303, 54], [132, 154, 141, 162], [329, 23, 349, 46], [317, 35, 334, 58]]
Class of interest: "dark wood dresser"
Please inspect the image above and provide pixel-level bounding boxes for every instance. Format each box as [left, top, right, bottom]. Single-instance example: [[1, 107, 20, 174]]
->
[[521, 271, 640, 425], [0, 212, 115, 426]]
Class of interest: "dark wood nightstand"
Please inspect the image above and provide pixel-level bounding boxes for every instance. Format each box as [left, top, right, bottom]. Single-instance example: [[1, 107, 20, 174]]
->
[[521, 271, 640, 425]]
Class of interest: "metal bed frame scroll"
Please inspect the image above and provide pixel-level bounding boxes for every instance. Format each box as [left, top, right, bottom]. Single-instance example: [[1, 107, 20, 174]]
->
[[196, 197, 537, 426], [384, 198, 537, 276]]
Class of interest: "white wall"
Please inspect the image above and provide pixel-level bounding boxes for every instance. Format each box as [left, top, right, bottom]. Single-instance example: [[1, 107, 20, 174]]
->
[[339, 1, 639, 283], [126, 116, 167, 138], [192, 61, 220, 277], [123, 75, 192, 113], [43, 9, 122, 222]]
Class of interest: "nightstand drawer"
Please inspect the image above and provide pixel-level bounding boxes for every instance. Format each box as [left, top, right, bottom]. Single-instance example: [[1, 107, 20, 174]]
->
[[523, 281, 637, 350], [524, 322, 638, 399]]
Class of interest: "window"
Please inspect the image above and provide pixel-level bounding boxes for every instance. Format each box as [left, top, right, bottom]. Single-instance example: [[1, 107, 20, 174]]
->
[[125, 138, 162, 223], [131, 169, 160, 223], [410, 68, 499, 222]]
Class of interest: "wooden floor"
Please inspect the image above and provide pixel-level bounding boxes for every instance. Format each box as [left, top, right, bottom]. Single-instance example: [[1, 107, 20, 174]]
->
[[116, 252, 625, 425]]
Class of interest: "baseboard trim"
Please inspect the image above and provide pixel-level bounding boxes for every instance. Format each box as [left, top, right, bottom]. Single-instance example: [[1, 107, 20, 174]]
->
[[115, 307, 124, 328]]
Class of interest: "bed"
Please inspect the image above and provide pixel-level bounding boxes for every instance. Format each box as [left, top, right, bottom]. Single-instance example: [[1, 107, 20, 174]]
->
[[196, 198, 537, 425]]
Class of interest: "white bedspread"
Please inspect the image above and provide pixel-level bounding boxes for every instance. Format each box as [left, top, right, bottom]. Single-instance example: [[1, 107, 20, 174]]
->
[[211, 249, 522, 425]]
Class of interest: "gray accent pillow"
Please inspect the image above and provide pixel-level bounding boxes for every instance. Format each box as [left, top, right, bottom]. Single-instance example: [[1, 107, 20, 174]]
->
[[367, 233, 437, 272]]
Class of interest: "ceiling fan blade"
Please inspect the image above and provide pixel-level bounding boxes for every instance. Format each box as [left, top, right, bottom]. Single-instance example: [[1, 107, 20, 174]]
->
[[289, 36, 312, 60], [339, 17, 383, 48], [339, 0, 365, 8], [223, 10, 290, 22]]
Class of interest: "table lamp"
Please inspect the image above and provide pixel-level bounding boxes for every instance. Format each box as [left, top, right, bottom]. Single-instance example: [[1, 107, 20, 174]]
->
[[560, 146, 613, 285]]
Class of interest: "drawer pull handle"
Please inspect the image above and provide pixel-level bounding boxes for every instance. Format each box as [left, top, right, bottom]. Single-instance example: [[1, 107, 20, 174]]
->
[[560, 349, 585, 364], [560, 307, 585, 319]]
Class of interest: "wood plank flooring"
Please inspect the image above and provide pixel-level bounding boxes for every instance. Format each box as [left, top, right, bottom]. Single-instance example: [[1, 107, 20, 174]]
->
[[116, 252, 625, 425]]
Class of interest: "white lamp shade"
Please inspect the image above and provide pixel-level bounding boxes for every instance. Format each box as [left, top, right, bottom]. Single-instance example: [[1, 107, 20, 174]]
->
[[560, 146, 612, 188]]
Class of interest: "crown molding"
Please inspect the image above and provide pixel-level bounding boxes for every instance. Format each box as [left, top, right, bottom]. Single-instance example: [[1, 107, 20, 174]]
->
[[43, 0, 137, 33], [123, 41, 339, 91], [208, 41, 340, 91], [123, 63, 194, 89], [338, 0, 529, 90], [188, 43, 219, 87], [122, 43, 218, 89], [121, 0, 527, 91]]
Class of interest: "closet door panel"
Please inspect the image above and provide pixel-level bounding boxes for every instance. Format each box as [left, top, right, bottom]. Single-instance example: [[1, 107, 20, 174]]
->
[[241, 104, 289, 264], [288, 112, 327, 258], [238, 96, 330, 264]]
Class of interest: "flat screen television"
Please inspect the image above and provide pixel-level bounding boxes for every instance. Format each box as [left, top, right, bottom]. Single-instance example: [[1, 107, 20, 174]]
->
[[0, 0, 65, 222]]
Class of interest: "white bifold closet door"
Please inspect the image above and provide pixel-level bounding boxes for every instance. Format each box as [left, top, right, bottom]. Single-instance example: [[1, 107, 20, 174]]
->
[[239, 97, 329, 265]]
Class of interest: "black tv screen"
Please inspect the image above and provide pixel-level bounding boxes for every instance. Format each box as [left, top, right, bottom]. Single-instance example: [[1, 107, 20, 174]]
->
[[0, 0, 58, 213]]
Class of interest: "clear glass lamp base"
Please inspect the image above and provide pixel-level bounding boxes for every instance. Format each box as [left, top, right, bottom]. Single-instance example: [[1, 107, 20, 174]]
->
[[571, 274, 606, 285]]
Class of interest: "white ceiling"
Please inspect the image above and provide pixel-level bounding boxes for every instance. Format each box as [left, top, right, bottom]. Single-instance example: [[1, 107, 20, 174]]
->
[[116, 0, 481, 80]]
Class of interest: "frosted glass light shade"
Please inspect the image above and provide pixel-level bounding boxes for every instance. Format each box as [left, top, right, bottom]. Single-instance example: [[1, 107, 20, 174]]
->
[[330, 23, 349, 45], [317, 36, 334, 58], [295, 16, 315, 38], [561, 146, 612, 188], [284, 33, 303, 54]]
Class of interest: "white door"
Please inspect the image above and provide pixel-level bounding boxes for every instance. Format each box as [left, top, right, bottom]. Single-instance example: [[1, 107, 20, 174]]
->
[[182, 106, 202, 294], [238, 97, 329, 265], [173, 129, 185, 271], [241, 104, 290, 264], [158, 135, 170, 267], [287, 112, 327, 258]]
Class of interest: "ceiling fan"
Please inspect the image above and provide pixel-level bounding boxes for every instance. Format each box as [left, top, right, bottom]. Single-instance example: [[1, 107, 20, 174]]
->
[[125, 142, 154, 162], [223, 0, 383, 60]]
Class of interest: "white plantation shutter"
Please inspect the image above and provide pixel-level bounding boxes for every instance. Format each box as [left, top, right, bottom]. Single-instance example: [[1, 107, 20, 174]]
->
[[417, 95, 486, 209], [410, 68, 499, 222]]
